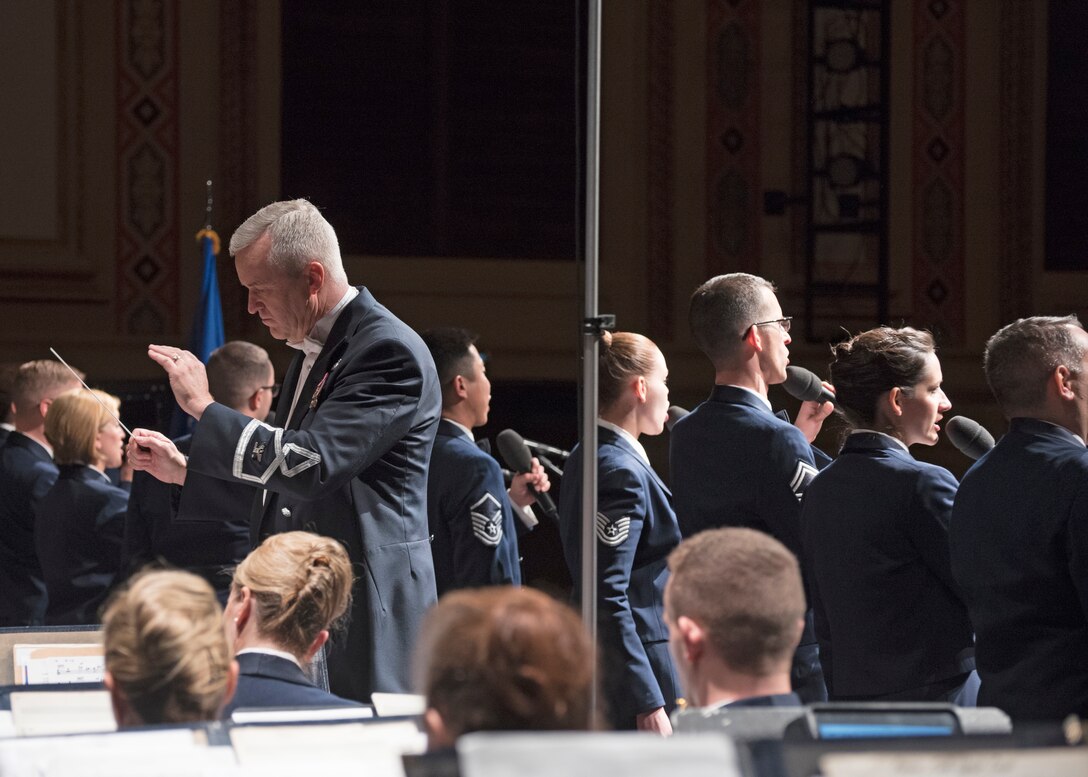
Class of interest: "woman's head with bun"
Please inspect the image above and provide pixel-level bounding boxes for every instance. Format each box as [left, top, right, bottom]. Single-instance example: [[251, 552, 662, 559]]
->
[[598, 331, 670, 437], [226, 531, 354, 661]]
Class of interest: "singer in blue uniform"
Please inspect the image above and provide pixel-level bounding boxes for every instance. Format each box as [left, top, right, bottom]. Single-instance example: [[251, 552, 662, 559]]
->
[[559, 331, 680, 734], [669, 274, 833, 702], [801, 327, 977, 703], [128, 200, 441, 704], [952, 316, 1088, 721], [421, 328, 547, 595], [36, 390, 130, 625]]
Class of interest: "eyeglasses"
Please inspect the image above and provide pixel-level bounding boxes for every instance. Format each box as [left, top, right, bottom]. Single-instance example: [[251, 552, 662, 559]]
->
[[258, 383, 281, 397], [746, 316, 792, 338]]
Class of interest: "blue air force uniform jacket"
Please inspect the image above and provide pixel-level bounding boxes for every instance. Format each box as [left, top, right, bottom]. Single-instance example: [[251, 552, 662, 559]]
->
[[951, 418, 1088, 721], [801, 432, 975, 700], [224, 652, 364, 716], [0, 432, 59, 625], [668, 384, 831, 701], [558, 426, 680, 728], [427, 420, 521, 595], [181, 287, 442, 703], [35, 465, 128, 625], [123, 435, 253, 600]]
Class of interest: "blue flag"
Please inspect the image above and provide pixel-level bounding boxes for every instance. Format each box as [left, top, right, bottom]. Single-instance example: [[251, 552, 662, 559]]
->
[[170, 229, 225, 437]]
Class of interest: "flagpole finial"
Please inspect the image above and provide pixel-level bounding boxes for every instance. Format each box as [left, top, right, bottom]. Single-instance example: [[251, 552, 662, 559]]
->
[[205, 179, 213, 229]]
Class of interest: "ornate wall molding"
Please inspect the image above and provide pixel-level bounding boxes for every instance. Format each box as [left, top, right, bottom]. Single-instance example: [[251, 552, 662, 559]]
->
[[912, 0, 965, 343], [706, 0, 761, 278], [116, 0, 180, 335]]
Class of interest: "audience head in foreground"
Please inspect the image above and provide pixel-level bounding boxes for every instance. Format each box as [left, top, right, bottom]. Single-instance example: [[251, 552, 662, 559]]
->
[[665, 528, 805, 709], [414, 586, 595, 749], [223, 531, 359, 713], [102, 570, 236, 727]]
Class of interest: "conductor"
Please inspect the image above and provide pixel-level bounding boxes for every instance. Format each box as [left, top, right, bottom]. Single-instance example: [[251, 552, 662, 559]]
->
[[128, 199, 442, 703]]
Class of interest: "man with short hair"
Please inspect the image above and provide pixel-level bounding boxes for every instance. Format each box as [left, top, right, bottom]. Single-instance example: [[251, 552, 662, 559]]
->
[[0, 360, 83, 625], [129, 199, 441, 703], [123, 341, 275, 598], [421, 327, 548, 594], [951, 315, 1088, 721], [665, 527, 804, 709], [669, 273, 832, 701]]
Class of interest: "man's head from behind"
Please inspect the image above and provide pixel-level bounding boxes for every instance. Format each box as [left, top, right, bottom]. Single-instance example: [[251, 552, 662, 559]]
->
[[206, 341, 275, 421], [665, 527, 805, 707], [421, 327, 491, 429], [984, 316, 1088, 423], [689, 273, 790, 383], [229, 199, 349, 343], [12, 360, 83, 433]]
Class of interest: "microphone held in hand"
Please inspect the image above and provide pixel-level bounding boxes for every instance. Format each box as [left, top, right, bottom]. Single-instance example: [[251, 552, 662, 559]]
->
[[496, 429, 559, 520], [666, 406, 688, 430], [783, 366, 837, 406], [945, 416, 996, 461]]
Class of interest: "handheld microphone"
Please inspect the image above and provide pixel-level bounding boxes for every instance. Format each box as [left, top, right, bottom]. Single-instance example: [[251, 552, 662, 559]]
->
[[496, 429, 558, 520], [783, 366, 836, 406], [945, 416, 996, 461], [666, 406, 688, 430], [522, 438, 571, 460]]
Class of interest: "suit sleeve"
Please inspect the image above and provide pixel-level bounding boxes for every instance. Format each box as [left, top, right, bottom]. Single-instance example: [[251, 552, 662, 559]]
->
[[596, 463, 663, 718], [765, 426, 820, 557], [905, 465, 962, 596], [447, 455, 516, 587], [187, 336, 426, 498]]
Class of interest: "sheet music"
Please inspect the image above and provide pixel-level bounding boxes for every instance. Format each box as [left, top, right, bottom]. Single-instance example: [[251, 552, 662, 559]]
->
[[9, 690, 115, 737], [231, 705, 373, 724], [230, 720, 424, 773], [12, 643, 105, 685], [820, 748, 1088, 777], [371, 692, 426, 717]]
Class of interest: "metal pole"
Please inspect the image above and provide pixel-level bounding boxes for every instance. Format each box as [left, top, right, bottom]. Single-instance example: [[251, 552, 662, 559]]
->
[[581, 0, 602, 723]]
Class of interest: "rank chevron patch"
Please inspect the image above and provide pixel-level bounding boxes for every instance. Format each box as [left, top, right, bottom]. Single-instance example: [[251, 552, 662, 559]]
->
[[470, 493, 504, 547], [595, 512, 630, 547]]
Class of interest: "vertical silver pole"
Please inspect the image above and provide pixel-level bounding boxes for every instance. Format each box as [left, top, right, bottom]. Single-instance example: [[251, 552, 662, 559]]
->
[[581, 0, 602, 722]]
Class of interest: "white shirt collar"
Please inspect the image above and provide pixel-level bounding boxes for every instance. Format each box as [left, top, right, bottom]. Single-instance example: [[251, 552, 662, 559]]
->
[[727, 384, 773, 412], [850, 429, 910, 453], [0, 422, 14, 433], [287, 287, 359, 354], [443, 418, 474, 442], [236, 647, 302, 669], [597, 419, 650, 465]]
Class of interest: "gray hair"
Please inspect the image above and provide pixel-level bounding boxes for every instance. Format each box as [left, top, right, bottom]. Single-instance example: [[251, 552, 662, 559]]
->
[[689, 273, 776, 366], [984, 315, 1085, 415], [229, 199, 348, 285], [207, 341, 273, 411]]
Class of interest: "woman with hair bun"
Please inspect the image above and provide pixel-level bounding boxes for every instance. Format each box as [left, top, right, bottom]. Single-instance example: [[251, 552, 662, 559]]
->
[[36, 388, 131, 625], [103, 569, 237, 726], [800, 327, 978, 703], [557, 331, 680, 734], [223, 531, 363, 713]]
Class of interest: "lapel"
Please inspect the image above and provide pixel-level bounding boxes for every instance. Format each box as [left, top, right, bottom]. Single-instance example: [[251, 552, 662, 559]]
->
[[275, 351, 305, 427], [599, 426, 671, 498], [285, 288, 373, 430]]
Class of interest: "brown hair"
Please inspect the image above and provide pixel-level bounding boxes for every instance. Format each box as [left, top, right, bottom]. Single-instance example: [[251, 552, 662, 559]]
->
[[206, 341, 273, 411], [666, 528, 805, 676], [102, 570, 232, 725], [414, 586, 595, 737], [984, 315, 1085, 415], [688, 273, 776, 367], [829, 327, 936, 428], [231, 531, 353, 656], [12, 360, 82, 413], [599, 331, 658, 409], [44, 388, 121, 466]]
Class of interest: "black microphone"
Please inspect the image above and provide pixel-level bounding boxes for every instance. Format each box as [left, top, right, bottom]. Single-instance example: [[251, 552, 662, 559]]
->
[[522, 438, 571, 460], [783, 366, 836, 405], [666, 405, 688, 430], [945, 416, 996, 461], [497, 429, 558, 520]]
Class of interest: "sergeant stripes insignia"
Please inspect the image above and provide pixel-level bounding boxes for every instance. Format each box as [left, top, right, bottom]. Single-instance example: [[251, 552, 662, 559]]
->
[[595, 512, 631, 547], [470, 493, 504, 547], [789, 460, 819, 501]]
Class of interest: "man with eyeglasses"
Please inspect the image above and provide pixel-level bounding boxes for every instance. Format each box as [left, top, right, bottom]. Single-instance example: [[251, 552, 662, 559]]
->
[[122, 341, 275, 601], [669, 272, 833, 702]]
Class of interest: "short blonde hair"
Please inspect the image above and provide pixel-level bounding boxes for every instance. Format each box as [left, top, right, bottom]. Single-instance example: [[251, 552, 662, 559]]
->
[[231, 532, 353, 656], [44, 389, 120, 466], [102, 570, 232, 725]]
